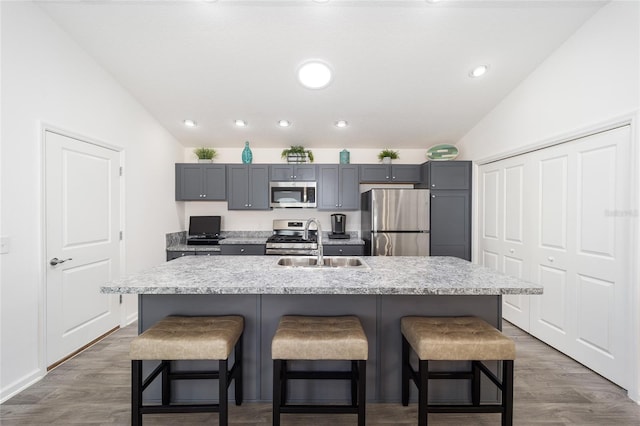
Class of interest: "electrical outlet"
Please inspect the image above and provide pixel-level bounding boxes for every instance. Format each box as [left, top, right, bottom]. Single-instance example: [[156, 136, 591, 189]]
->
[[0, 237, 10, 254]]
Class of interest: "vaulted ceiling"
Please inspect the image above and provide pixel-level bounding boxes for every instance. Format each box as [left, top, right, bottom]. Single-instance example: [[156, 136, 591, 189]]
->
[[37, 0, 606, 150]]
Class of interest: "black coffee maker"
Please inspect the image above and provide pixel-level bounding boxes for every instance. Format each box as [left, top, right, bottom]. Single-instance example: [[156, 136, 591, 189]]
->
[[329, 213, 349, 239]]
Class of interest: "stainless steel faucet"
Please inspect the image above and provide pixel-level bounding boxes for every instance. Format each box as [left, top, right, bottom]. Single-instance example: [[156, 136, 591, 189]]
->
[[304, 218, 323, 266]]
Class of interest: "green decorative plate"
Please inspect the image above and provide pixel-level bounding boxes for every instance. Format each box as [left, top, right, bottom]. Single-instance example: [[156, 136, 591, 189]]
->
[[426, 144, 459, 161]]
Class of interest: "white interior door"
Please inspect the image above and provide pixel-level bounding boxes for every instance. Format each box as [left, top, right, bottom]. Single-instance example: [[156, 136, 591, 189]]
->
[[478, 125, 632, 389], [45, 130, 121, 367]]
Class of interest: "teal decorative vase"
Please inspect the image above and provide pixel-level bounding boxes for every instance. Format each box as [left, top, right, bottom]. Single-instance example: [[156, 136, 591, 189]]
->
[[242, 141, 253, 164], [340, 149, 350, 164]]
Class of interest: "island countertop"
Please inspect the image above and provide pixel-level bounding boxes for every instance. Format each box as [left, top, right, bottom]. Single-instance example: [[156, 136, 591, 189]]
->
[[100, 255, 542, 296]]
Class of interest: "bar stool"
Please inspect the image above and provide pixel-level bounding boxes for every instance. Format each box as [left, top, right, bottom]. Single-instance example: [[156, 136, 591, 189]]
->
[[129, 315, 244, 426], [271, 315, 368, 426], [401, 316, 515, 426]]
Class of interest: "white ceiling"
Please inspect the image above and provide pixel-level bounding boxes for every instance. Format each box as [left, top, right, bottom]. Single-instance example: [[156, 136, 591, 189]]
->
[[37, 0, 606, 150]]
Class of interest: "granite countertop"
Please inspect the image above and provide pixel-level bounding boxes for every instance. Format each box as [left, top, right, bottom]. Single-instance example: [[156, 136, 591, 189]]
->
[[101, 256, 543, 296], [166, 231, 364, 251]]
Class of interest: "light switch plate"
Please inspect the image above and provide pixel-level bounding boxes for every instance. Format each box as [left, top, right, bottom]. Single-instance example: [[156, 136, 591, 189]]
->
[[0, 237, 10, 254]]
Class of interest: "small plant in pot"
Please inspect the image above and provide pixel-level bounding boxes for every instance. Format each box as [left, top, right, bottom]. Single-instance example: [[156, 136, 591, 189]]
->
[[194, 147, 217, 163], [281, 145, 314, 164], [378, 149, 399, 164]]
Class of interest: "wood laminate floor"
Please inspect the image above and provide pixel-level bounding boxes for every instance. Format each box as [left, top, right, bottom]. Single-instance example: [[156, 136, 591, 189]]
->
[[1, 321, 639, 425]]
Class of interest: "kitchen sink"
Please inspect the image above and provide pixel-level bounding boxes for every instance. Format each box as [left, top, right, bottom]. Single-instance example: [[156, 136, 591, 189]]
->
[[277, 256, 370, 269]]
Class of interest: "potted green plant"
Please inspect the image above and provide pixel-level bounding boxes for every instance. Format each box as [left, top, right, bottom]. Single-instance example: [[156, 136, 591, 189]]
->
[[193, 147, 217, 163], [281, 145, 314, 164], [378, 149, 399, 164]]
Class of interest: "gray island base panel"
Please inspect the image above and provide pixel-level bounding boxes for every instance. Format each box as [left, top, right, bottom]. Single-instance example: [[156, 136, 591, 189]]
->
[[101, 256, 541, 404]]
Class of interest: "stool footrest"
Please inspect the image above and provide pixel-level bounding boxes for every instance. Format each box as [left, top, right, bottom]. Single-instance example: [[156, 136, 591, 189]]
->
[[140, 403, 221, 414], [427, 404, 505, 414]]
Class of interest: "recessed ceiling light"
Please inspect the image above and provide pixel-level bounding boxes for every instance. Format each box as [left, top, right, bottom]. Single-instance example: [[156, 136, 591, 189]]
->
[[234, 119, 247, 127], [469, 65, 489, 78], [278, 120, 291, 127], [183, 119, 197, 127], [335, 120, 349, 128], [298, 61, 333, 89]]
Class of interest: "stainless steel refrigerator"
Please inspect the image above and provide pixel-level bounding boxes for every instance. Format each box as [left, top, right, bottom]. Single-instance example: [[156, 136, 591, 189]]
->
[[361, 189, 430, 256]]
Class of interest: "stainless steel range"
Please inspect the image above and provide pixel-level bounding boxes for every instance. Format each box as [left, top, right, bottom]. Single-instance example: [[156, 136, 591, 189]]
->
[[265, 219, 318, 255]]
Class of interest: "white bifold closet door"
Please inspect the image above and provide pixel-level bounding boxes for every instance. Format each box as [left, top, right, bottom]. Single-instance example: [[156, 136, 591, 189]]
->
[[478, 125, 632, 389]]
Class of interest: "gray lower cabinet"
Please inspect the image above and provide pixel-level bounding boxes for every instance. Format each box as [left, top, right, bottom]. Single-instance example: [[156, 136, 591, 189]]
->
[[220, 244, 266, 255], [359, 164, 421, 183], [227, 165, 270, 210], [323, 245, 364, 256], [430, 190, 471, 260], [270, 164, 316, 181], [166, 250, 195, 261], [175, 164, 226, 201], [317, 165, 359, 210]]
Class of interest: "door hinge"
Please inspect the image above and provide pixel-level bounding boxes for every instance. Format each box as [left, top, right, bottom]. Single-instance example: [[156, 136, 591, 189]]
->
[[119, 231, 123, 240], [119, 295, 123, 304], [119, 166, 123, 176]]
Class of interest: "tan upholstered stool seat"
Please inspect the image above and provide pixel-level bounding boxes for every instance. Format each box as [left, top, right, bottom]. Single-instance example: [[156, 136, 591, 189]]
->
[[272, 315, 368, 360], [130, 315, 244, 360], [401, 316, 515, 361]]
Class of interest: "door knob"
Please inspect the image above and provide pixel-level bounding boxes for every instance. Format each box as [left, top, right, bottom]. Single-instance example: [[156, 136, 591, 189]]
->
[[50, 257, 72, 266], [547, 256, 555, 262]]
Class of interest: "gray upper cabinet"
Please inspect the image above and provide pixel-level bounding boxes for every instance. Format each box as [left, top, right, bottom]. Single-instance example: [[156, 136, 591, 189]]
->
[[270, 164, 316, 181], [227, 165, 270, 210], [175, 164, 226, 201], [428, 161, 471, 190], [317, 165, 359, 210], [359, 164, 421, 183]]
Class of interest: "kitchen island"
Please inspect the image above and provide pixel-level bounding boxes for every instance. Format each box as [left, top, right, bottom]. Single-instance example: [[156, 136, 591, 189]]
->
[[101, 255, 541, 403]]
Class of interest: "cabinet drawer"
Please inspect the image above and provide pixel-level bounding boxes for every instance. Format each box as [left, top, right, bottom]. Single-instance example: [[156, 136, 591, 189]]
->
[[166, 250, 195, 261], [323, 245, 364, 256], [220, 245, 266, 255]]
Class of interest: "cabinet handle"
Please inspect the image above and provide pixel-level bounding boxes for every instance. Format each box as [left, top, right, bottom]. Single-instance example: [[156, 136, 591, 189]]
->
[[202, 194, 206, 198], [431, 195, 436, 198], [386, 176, 389, 179], [392, 176, 396, 180], [293, 175, 297, 179], [547, 256, 555, 262], [509, 248, 515, 253], [248, 204, 252, 207], [240, 248, 245, 253]]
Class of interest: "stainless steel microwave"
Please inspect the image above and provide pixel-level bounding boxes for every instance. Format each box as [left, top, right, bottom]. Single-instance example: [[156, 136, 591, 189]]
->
[[269, 181, 317, 208]]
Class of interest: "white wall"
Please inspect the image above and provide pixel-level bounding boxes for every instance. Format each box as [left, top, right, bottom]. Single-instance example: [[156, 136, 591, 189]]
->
[[181, 147, 422, 233], [456, 1, 640, 401], [0, 3, 184, 401]]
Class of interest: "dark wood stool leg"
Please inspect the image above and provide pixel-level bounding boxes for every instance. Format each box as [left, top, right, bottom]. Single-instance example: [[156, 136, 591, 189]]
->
[[402, 336, 410, 406], [502, 360, 514, 426], [131, 360, 142, 426], [418, 359, 429, 426], [161, 360, 170, 405], [273, 360, 282, 426], [351, 361, 358, 407], [472, 360, 481, 406], [235, 335, 243, 405], [219, 359, 228, 426], [358, 360, 367, 426]]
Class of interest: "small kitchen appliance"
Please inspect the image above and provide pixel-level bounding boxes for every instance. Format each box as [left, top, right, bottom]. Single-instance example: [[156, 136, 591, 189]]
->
[[265, 219, 317, 255], [269, 181, 317, 208], [329, 213, 350, 239], [187, 215, 225, 245]]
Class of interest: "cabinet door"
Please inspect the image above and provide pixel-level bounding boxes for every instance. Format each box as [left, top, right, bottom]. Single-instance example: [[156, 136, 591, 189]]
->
[[317, 165, 339, 209], [391, 165, 421, 183], [359, 164, 390, 182], [270, 165, 294, 181], [227, 165, 250, 209], [176, 164, 205, 200], [248, 165, 270, 209], [429, 161, 471, 190], [338, 165, 360, 210], [294, 164, 316, 181], [203, 165, 226, 200], [430, 190, 470, 260]]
